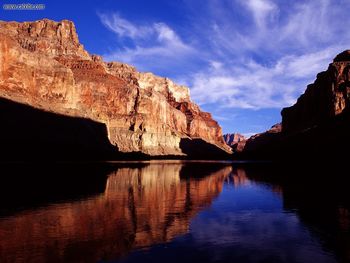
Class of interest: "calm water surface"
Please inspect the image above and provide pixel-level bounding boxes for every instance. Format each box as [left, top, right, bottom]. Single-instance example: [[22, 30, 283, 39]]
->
[[0, 161, 349, 263]]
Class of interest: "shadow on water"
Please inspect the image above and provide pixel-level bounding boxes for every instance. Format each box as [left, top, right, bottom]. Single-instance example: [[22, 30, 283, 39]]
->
[[238, 163, 350, 263], [0, 161, 231, 263], [0, 163, 112, 216], [0, 161, 349, 263]]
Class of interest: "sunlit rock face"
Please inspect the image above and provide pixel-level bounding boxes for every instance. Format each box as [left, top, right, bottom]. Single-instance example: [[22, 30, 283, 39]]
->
[[282, 50, 350, 133], [0, 163, 231, 263], [223, 133, 245, 146], [0, 19, 230, 156]]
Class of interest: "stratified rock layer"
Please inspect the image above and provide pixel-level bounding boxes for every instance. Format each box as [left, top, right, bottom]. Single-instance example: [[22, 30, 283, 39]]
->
[[0, 19, 230, 156]]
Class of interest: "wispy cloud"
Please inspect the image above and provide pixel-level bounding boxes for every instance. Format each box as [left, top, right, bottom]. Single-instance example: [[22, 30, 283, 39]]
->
[[190, 45, 346, 109], [98, 13, 195, 72], [97, 0, 350, 133], [240, 0, 278, 29], [184, 0, 350, 109], [99, 13, 152, 39]]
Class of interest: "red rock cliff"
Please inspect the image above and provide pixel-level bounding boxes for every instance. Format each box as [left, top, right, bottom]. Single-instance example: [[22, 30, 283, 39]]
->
[[0, 19, 231, 156]]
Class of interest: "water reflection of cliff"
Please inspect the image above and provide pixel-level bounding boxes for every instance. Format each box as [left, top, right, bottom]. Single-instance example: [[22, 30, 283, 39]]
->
[[0, 163, 231, 263], [239, 164, 350, 263]]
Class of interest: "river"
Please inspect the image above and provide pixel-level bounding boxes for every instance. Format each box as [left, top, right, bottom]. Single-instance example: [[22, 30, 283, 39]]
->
[[0, 161, 348, 263]]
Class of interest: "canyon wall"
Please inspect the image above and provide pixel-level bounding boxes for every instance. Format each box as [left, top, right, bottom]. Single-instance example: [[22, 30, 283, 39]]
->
[[236, 50, 350, 160], [282, 50, 350, 133], [0, 19, 231, 157]]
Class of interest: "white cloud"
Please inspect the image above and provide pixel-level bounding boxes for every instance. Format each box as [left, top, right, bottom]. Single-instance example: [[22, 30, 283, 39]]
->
[[99, 13, 151, 39], [98, 0, 350, 111], [241, 0, 278, 29], [184, 0, 350, 110], [98, 13, 194, 70], [210, 61, 223, 70], [190, 45, 347, 109]]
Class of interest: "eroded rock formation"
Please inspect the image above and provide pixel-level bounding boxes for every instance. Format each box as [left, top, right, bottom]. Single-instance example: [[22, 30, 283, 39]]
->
[[0, 19, 230, 157]]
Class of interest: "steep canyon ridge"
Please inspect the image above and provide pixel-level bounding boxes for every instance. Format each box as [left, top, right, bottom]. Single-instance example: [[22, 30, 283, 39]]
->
[[0, 19, 231, 158], [236, 50, 350, 160]]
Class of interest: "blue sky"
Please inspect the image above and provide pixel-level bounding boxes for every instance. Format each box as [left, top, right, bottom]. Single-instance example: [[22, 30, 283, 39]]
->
[[2, 0, 350, 136]]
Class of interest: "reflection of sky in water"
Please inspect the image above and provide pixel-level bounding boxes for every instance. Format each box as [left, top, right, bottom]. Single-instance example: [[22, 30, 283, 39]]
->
[[116, 180, 336, 263], [1, 163, 344, 263]]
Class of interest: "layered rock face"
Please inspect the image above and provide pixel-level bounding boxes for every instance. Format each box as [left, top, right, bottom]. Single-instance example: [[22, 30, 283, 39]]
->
[[282, 50, 350, 133], [0, 19, 230, 156], [223, 133, 245, 146]]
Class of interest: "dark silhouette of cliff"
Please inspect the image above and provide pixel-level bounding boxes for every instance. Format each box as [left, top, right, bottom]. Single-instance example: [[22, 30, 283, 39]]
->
[[0, 97, 152, 161], [0, 97, 116, 161], [0, 163, 113, 216], [234, 50, 350, 162], [180, 138, 232, 160], [235, 110, 350, 161]]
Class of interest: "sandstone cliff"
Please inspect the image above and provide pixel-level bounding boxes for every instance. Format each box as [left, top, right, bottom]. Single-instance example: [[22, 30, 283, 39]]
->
[[0, 19, 230, 157]]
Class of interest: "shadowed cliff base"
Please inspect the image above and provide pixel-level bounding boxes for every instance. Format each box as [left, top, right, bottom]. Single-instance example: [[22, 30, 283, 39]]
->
[[0, 163, 113, 216], [180, 138, 232, 160], [0, 97, 232, 161], [232, 50, 350, 163], [233, 110, 350, 162], [0, 97, 118, 161]]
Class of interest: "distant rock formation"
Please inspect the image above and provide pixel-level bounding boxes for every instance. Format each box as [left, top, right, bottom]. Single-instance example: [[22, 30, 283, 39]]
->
[[0, 19, 231, 158], [223, 133, 246, 146], [240, 123, 281, 154], [234, 123, 282, 159], [236, 50, 350, 161]]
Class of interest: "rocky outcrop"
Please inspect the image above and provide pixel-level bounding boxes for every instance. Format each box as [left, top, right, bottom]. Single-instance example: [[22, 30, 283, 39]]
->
[[0, 19, 231, 157], [223, 133, 245, 146]]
